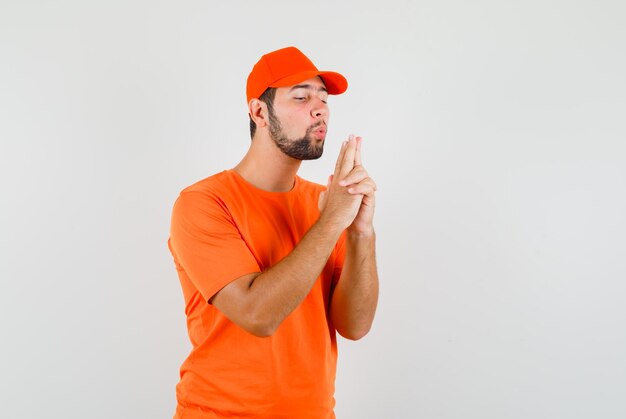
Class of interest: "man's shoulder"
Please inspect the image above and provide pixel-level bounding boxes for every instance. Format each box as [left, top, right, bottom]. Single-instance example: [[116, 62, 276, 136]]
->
[[171, 171, 237, 216], [175, 171, 326, 205], [180, 170, 233, 195]]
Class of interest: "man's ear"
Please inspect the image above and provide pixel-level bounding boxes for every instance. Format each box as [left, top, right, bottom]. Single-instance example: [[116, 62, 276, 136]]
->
[[248, 99, 268, 128]]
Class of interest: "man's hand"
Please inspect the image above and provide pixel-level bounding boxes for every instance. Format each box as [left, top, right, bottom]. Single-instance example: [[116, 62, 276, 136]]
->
[[319, 135, 377, 234], [323, 135, 379, 340]]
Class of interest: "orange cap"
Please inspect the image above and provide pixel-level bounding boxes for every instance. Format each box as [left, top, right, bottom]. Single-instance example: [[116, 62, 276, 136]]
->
[[246, 46, 348, 103]]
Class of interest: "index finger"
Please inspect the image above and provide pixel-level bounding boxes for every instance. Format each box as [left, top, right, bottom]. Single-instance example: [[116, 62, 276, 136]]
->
[[354, 136, 363, 167], [339, 136, 357, 177], [333, 139, 349, 178]]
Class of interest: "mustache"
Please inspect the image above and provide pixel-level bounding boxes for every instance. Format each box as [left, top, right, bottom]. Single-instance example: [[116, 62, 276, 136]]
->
[[308, 121, 327, 132]]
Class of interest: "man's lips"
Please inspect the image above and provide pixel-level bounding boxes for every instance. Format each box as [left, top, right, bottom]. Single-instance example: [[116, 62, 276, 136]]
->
[[312, 124, 327, 135], [309, 122, 327, 139], [312, 128, 326, 139]]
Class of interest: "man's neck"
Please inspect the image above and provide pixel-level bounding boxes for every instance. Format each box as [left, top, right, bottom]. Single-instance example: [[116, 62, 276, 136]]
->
[[233, 133, 302, 193]]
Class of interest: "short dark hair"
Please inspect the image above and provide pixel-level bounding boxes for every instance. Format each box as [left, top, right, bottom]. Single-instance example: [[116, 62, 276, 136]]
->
[[249, 87, 277, 139]]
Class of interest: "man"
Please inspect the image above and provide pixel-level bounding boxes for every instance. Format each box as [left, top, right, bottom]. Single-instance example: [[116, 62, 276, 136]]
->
[[168, 46, 378, 419]]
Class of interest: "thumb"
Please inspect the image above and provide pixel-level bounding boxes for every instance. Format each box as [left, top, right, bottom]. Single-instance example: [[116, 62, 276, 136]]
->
[[318, 174, 333, 211], [318, 190, 327, 210]]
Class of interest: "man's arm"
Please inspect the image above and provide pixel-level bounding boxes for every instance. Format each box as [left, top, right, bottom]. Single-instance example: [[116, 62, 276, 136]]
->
[[330, 230, 378, 340], [211, 137, 372, 337], [328, 136, 379, 340], [210, 214, 343, 337]]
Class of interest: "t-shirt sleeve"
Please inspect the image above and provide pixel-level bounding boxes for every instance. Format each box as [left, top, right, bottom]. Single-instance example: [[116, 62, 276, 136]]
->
[[169, 190, 261, 302]]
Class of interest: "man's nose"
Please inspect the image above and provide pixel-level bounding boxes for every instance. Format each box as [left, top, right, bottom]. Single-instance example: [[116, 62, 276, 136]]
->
[[311, 98, 329, 119]]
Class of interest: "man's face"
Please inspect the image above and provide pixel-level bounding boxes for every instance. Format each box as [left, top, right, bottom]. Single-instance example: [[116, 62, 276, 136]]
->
[[267, 77, 329, 160]]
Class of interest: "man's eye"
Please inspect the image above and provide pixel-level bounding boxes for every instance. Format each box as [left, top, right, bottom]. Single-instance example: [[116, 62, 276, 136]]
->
[[294, 97, 306, 101]]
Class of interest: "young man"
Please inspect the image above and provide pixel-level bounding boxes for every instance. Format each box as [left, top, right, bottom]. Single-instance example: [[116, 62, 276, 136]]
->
[[168, 46, 378, 419]]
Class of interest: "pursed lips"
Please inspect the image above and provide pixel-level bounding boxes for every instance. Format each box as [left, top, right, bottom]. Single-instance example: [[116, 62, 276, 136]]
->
[[311, 123, 327, 135]]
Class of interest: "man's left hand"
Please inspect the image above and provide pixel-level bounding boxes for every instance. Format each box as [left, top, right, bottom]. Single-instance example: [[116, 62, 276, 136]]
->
[[319, 135, 376, 236]]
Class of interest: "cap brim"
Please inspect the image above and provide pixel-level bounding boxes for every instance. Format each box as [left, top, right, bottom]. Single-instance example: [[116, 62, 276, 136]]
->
[[269, 70, 348, 95]]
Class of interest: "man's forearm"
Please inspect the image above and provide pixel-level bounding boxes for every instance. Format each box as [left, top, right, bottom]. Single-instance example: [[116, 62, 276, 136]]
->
[[240, 213, 345, 336], [330, 230, 379, 340]]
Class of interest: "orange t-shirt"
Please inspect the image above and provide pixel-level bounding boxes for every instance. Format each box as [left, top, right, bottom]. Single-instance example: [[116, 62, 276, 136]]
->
[[168, 170, 345, 419]]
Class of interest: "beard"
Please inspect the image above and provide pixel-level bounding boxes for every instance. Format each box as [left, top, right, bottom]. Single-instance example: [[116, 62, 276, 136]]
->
[[267, 108, 325, 161]]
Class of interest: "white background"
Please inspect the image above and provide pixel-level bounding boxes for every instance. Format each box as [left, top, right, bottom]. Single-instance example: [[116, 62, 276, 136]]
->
[[1, 1, 625, 418]]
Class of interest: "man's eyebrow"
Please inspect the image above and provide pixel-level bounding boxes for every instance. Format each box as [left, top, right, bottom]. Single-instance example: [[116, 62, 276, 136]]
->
[[288, 84, 328, 93]]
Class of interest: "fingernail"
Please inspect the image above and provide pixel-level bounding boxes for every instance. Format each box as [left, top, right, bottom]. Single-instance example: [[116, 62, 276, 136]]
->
[[349, 134, 354, 141]]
